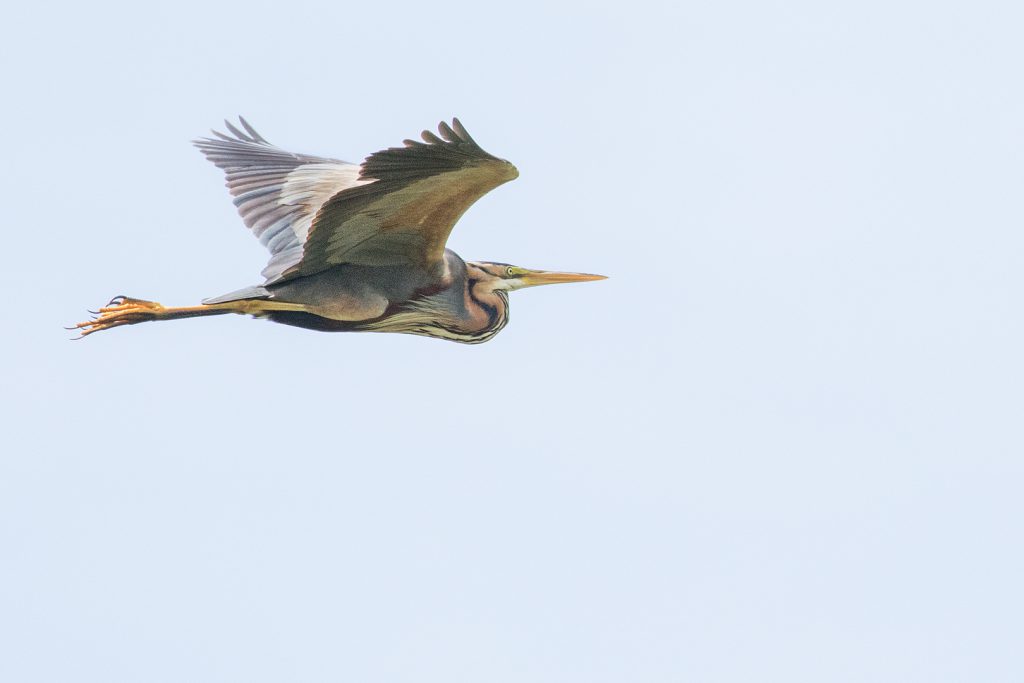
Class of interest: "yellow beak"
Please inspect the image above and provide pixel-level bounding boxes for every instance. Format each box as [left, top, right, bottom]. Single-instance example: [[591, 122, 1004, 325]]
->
[[518, 269, 608, 288]]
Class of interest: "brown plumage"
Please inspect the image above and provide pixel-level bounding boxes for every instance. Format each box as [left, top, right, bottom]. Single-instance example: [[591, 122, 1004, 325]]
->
[[72, 118, 605, 343]]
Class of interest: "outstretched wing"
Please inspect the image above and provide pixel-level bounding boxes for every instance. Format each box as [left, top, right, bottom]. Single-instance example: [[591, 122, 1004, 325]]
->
[[284, 119, 518, 282], [194, 118, 369, 282]]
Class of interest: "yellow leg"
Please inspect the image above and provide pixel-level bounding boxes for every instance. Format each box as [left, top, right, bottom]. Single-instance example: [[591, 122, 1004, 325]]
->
[[70, 295, 309, 338]]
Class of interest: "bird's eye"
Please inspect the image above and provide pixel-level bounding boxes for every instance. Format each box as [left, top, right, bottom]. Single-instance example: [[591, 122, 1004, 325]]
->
[[506, 266, 515, 277]]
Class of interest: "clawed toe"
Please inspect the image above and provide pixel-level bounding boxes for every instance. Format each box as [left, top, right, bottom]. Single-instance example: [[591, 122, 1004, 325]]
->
[[69, 295, 165, 338]]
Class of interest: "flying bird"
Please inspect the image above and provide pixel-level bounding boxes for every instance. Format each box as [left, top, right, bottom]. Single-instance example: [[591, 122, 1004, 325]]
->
[[73, 118, 604, 343]]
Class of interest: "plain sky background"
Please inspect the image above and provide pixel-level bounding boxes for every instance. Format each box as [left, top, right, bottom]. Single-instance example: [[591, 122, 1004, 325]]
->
[[2, 1, 1022, 681]]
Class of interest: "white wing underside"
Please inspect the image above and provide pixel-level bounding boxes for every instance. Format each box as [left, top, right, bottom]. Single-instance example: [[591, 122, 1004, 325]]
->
[[278, 164, 368, 242], [194, 120, 372, 282], [196, 117, 516, 287]]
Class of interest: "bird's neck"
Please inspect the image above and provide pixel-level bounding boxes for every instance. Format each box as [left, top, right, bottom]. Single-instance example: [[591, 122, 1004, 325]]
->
[[464, 265, 509, 338]]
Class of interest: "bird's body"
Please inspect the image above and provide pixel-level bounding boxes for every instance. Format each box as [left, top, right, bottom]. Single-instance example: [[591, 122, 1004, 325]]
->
[[74, 118, 604, 343], [260, 251, 511, 343]]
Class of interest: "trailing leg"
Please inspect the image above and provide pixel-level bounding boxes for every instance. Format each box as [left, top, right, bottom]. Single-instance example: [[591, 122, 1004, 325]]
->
[[70, 295, 307, 338]]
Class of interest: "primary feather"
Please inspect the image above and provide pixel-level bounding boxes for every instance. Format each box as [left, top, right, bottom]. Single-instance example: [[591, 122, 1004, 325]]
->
[[194, 117, 518, 284]]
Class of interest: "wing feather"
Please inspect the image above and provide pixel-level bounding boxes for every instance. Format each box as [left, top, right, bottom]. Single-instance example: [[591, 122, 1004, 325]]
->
[[287, 118, 518, 280], [195, 117, 517, 285], [193, 117, 368, 281]]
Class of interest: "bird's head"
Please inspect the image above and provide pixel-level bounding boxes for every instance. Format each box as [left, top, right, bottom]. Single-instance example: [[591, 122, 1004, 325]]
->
[[468, 262, 607, 292]]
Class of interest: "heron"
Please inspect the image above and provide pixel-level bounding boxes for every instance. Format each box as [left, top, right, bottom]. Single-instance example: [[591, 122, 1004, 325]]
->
[[72, 118, 605, 344]]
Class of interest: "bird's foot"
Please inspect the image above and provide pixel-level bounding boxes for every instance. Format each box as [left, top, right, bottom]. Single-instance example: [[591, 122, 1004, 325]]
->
[[69, 295, 166, 338]]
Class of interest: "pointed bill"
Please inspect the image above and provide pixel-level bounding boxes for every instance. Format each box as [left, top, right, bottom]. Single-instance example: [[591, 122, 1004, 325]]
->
[[517, 269, 607, 288]]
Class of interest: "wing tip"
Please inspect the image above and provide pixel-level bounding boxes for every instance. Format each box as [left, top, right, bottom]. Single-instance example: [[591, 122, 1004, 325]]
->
[[237, 116, 268, 143], [418, 118, 477, 147], [420, 129, 445, 145], [451, 117, 472, 142], [359, 117, 509, 181], [195, 116, 271, 146]]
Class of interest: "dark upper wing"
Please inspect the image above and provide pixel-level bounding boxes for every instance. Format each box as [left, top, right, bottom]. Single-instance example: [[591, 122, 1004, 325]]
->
[[283, 119, 518, 282], [194, 118, 369, 282]]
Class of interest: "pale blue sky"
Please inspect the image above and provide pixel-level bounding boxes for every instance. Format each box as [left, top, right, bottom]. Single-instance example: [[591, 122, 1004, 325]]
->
[[2, 1, 1022, 681]]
